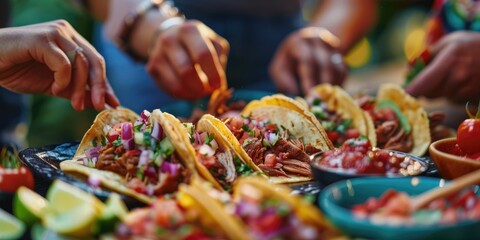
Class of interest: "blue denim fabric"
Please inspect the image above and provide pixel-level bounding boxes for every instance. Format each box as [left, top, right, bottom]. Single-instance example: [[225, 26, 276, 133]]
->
[[0, 88, 27, 148], [93, 13, 304, 113]]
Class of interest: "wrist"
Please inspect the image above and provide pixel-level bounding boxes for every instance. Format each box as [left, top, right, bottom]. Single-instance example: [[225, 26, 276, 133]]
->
[[116, 0, 183, 62]]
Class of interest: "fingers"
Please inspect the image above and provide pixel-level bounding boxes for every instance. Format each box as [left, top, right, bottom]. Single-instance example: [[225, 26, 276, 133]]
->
[[405, 44, 456, 98], [269, 49, 300, 95], [179, 21, 224, 94], [37, 42, 72, 95], [147, 51, 186, 98]]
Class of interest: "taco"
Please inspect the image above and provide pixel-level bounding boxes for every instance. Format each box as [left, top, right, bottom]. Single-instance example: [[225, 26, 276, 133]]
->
[[216, 95, 333, 183], [355, 83, 431, 156], [60, 108, 195, 203], [116, 183, 247, 240], [159, 112, 260, 191], [232, 176, 341, 239], [303, 83, 375, 147], [188, 176, 340, 240]]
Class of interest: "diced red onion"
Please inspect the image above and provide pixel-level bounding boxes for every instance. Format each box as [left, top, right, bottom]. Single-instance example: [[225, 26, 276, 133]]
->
[[264, 132, 278, 146], [193, 131, 201, 145], [146, 183, 155, 196], [235, 201, 261, 218], [121, 122, 133, 140], [144, 167, 157, 178], [151, 120, 163, 140], [199, 144, 215, 157], [161, 162, 181, 175], [199, 132, 207, 144], [122, 138, 134, 151], [86, 146, 101, 159], [140, 110, 151, 121], [88, 174, 101, 188], [81, 157, 88, 166], [138, 150, 150, 167]]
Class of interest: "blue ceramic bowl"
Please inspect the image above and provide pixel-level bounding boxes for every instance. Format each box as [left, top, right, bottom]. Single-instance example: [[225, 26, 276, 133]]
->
[[319, 177, 480, 240]]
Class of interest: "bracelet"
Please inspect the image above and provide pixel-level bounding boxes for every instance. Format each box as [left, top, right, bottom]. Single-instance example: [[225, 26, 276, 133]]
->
[[116, 0, 164, 61], [148, 16, 185, 55]]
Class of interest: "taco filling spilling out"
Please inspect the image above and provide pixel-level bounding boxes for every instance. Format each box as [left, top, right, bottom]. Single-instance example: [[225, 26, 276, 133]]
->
[[224, 115, 321, 178], [357, 96, 414, 153], [78, 110, 189, 196], [234, 183, 321, 240], [184, 123, 254, 191], [307, 97, 361, 147]]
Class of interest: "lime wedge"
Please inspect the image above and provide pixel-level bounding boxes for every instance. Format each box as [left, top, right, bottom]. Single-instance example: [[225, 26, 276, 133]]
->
[[0, 208, 25, 240], [43, 180, 104, 237], [94, 193, 128, 235], [14, 186, 48, 226], [31, 223, 79, 240]]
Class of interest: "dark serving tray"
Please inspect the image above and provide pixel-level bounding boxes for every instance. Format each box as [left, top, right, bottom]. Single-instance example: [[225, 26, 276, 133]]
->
[[17, 142, 440, 209], [18, 142, 146, 209]]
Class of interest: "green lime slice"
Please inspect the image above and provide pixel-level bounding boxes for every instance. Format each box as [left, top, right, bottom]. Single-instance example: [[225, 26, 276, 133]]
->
[[0, 208, 25, 240], [13, 186, 48, 226]]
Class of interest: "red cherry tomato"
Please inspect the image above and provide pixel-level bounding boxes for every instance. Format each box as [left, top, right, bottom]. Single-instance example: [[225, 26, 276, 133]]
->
[[0, 166, 34, 192], [255, 213, 284, 234], [457, 118, 480, 154]]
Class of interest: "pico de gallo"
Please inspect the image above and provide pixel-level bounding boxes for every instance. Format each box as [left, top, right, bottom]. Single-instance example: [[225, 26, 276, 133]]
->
[[307, 97, 361, 147], [116, 198, 225, 239], [184, 123, 254, 191], [352, 188, 480, 226], [0, 147, 34, 192], [79, 110, 189, 196], [314, 138, 426, 176], [224, 115, 321, 178], [234, 183, 322, 240]]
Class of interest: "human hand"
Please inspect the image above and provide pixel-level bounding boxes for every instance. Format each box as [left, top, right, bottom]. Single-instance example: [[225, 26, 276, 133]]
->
[[269, 26, 347, 96], [147, 20, 229, 100], [406, 31, 480, 103], [0, 20, 119, 111]]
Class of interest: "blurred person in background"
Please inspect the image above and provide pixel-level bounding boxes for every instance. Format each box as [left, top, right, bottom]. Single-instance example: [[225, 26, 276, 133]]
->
[[88, 0, 377, 112], [405, 0, 480, 105]]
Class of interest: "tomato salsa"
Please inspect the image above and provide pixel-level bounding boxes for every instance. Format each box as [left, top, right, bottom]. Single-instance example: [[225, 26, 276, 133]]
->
[[313, 138, 426, 176], [352, 189, 480, 226]]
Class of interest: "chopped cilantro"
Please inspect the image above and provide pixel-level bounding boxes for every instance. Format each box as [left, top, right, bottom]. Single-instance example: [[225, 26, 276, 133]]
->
[[143, 132, 151, 147], [205, 133, 215, 145], [280, 125, 287, 131], [112, 137, 122, 146], [312, 98, 321, 106], [100, 137, 107, 147], [136, 168, 144, 180], [92, 137, 98, 147], [160, 138, 175, 158], [242, 138, 254, 147], [276, 204, 291, 217], [133, 124, 143, 132], [241, 124, 255, 137], [303, 194, 316, 204], [156, 227, 167, 236]]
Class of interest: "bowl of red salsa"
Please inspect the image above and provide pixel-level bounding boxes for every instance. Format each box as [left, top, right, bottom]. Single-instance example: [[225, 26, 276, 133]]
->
[[430, 138, 480, 179], [318, 177, 480, 240], [310, 138, 428, 187]]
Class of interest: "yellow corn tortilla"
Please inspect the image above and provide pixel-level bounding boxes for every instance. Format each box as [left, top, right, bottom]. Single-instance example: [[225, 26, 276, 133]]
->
[[60, 108, 194, 204], [215, 95, 333, 184], [232, 176, 341, 238]]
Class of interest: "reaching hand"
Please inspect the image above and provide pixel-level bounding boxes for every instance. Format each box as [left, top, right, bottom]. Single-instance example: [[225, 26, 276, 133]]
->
[[0, 20, 119, 111], [147, 20, 229, 100], [406, 31, 480, 103], [269, 26, 347, 95]]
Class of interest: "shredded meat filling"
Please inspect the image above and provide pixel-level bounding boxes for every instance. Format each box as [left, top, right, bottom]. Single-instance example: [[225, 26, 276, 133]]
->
[[244, 138, 312, 177], [95, 142, 187, 195]]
